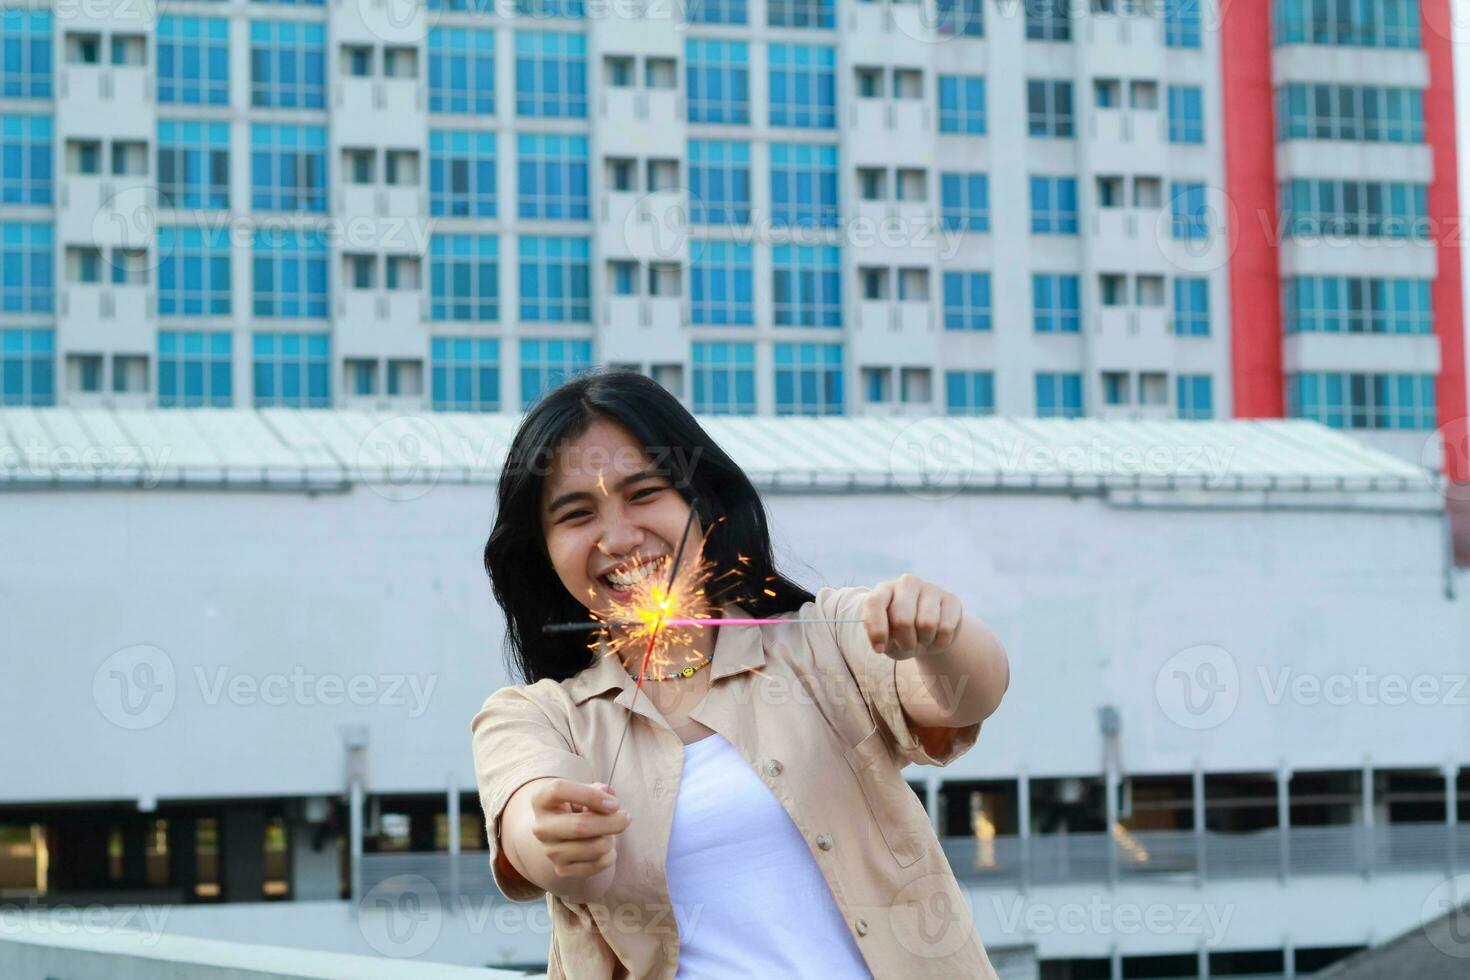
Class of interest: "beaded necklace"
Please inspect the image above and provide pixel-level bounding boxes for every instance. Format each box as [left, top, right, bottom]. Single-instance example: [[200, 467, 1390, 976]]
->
[[627, 651, 714, 683]]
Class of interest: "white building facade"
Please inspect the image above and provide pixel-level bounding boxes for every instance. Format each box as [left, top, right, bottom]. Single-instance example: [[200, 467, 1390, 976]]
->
[[2, 408, 1467, 977], [2, 0, 1464, 479]]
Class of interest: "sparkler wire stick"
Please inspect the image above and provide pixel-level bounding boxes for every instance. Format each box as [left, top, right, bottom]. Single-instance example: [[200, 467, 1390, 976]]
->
[[603, 499, 701, 789], [543, 617, 865, 634]]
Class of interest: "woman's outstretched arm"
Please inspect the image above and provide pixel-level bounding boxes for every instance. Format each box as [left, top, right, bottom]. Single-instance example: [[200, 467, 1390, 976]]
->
[[860, 574, 1010, 729]]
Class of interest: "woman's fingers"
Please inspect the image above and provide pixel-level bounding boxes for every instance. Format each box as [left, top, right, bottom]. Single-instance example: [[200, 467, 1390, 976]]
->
[[915, 586, 943, 648], [888, 575, 920, 652], [546, 835, 616, 867], [535, 807, 631, 845], [862, 582, 894, 653], [534, 778, 618, 812]]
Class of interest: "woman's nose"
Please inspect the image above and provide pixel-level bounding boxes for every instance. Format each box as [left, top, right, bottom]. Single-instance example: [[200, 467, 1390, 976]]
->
[[597, 523, 643, 558]]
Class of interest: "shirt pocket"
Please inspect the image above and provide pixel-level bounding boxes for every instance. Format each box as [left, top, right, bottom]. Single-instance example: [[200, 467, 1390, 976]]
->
[[842, 724, 926, 868]]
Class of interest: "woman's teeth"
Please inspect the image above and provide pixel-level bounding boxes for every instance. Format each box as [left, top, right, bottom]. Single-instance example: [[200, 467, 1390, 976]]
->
[[604, 559, 661, 590]]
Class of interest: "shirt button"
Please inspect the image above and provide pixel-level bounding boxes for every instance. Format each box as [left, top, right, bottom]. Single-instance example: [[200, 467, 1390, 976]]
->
[[815, 833, 833, 851], [764, 759, 783, 777], [854, 918, 869, 937]]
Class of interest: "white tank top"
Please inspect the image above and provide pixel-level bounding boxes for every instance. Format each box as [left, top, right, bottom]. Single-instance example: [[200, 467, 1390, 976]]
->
[[665, 732, 873, 979]]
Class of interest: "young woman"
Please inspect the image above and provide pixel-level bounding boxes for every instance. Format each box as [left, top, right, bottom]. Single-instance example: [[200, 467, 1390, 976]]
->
[[472, 369, 1010, 979]]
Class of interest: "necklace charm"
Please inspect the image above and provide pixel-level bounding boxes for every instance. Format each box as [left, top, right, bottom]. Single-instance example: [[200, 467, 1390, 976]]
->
[[630, 654, 713, 683]]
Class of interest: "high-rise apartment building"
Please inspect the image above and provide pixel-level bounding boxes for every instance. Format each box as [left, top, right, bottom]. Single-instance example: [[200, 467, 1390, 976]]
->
[[0, 0, 1462, 472]]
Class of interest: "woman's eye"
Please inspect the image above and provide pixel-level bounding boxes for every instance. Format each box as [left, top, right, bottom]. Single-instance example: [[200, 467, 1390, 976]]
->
[[559, 509, 592, 523], [632, 486, 664, 500]]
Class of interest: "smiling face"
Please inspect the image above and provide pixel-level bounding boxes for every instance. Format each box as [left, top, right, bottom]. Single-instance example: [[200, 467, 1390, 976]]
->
[[540, 418, 703, 616]]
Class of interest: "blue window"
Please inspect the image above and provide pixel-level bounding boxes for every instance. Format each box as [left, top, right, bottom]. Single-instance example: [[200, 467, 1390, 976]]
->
[[767, 0, 832, 28], [1, 327, 53, 406], [158, 330, 232, 407], [1030, 176, 1078, 234], [1035, 372, 1083, 418], [517, 133, 589, 220], [1277, 84, 1424, 143], [1025, 0, 1071, 41], [768, 44, 835, 128], [159, 226, 231, 316], [520, 338, 592, 408], [430, 130, 497, 218], [769, 143, 838, 229], [1165, 0, 1201, 48], [515, 31, 587, 118], [941, 172, 989, 231], [692, 341, 756, 415], [690, 241, 754, 326], [428, 28, 495, 115], [1283, 276, 1432, 334], [250, 21, 324, 109], [1, 11, 51, 99], [686, 40, 749, 124], [432, 337, 501, 411], [943, 271, 991, 331], [429, 0, 494, 10], [946, 371, 994, 415], [939, 75, 986, 134], [251, 124, 327, 212], [252, 332, 330, 407], [514, 0, 585, 15], [611, 261, 636, 295], [1, 115, 50, 205], [1287, 372, 1435, 429], [1273, 0, 1418, 49], [1027, 79, 1074, 137], [1170, 181, 1209, 239], [1280, 178, 1429, 239], [774, 342, 842, 415], [1176, 374, 1213, 419], [158, 17, 229, 105], [688, 0, 747, 25], [937, 0, 984, 37], [431, 234, 499, 321], [1, 222, 51, 313], [1033, 274, 1080, 333], [688, 140, 751, 225], [772, 244, 841, 327], [252, 229, 328, 317], [1173, 277, 1210, 335], [1167, 85, 1204, 143], [519, 235, 590, 322], [158, 120, 230, 209]]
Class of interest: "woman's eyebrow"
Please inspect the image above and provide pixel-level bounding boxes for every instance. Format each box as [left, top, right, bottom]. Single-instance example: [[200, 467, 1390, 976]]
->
[[545, 468, 667, 514]]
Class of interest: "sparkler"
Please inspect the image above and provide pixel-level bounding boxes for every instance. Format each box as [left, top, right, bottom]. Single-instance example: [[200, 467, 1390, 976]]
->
[[543, 617, 864, 633], [544, 482, 866, 788], [600, 499, 703, 788]]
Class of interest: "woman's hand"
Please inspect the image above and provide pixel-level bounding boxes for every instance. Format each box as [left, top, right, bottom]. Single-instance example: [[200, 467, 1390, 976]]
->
[[502, 777, 631, 902], [860, 573, 962, 660]]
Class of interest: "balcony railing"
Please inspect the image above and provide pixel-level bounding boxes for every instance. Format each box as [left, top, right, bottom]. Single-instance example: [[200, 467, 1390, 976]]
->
[[942, 823, 1470, 886], [358, 824, 1470, 904]]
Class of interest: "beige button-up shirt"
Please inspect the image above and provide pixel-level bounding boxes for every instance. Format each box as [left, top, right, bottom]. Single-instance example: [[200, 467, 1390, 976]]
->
[[470, 585, 1000, 979]]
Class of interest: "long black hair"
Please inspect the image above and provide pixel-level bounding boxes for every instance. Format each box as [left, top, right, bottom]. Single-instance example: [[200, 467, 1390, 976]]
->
[[484, 369, 814, 685]]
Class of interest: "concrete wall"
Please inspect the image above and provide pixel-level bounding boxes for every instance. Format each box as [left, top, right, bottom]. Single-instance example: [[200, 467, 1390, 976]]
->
[[1, 480, 1463, 802]]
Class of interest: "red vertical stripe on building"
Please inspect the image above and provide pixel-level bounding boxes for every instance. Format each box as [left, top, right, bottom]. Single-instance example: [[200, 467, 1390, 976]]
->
[[1422, 0, 1469, 481], [1221, 0, 1283, 417]]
